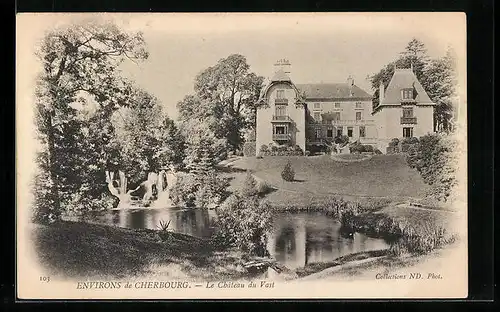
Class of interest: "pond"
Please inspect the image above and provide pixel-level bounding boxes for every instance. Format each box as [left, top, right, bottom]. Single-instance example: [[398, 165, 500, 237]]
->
[[65, 208, 390, 270]]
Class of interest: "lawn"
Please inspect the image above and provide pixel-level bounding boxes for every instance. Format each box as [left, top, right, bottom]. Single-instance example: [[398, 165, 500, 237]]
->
[[32, 221, 256, 281], [226, 154, 430, 202]]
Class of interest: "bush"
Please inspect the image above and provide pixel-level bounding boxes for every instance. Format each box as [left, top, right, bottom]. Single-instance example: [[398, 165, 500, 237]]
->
[[240, 171, 258, 197], [405, 133, 458, 202], [401, 137, 419, 153], [243, 141, 256, 157], [305, 150, 311, 156], [389, 222, 458, 256], [281, 161, 295, 181], [256, 181, 273, 196], [259, 144, 303, 156], [334, 135, 349, 145], [170, 171, 231, 208], [211, 195, 273, 256]]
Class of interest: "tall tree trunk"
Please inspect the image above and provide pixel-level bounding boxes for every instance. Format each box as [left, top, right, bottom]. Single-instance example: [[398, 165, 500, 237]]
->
[[45, 114, 61, 219]]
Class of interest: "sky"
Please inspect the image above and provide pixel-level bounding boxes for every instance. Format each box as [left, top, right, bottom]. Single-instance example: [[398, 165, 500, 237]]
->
[[17, 13, 467, 123], [107, 13, 466, 120]]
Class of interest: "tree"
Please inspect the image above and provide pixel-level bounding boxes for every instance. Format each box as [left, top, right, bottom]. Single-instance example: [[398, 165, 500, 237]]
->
[[240, 171, 258, 197], [178, 54, 264, 151], [420, 47, 458, 133], [113, 87, 186, 188], [369, 39, 457, 133], [369, 38, 429, 108], [33, 20, 148, 222], [180, 118, 228, 174]]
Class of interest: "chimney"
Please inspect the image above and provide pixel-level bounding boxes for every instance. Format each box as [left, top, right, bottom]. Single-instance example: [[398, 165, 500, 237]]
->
[[347, 75, 354, 86], [379, 82, 385, 104], [274, 58, 291, 74]]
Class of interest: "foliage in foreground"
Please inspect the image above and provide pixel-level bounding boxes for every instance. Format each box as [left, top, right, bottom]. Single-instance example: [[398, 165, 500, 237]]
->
[[211, 194, 273, 256]]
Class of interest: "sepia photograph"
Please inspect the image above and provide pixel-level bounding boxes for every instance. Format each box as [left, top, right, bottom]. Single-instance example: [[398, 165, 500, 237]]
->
[[16, 12, 468, 299]]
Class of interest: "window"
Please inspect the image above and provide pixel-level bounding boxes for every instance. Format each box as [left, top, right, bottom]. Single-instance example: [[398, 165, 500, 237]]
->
[[337, 128, 343, 137], [333, 112, 341, 121], [327, 129, 333, 138], [355, 102, 363, 108], [276, 90, 285, 99], [359, 126, 366, 138], [403, 127, 413, 138], [356, 112, 362, 121], [401, 89, 413, 100], [275, 126, 286, 134], [314, 103, 321, 109], [275, 105, 287, 116], [314, 112, 321, 121], [347, 127, 353, 137], [334, 102, 341, 108], [315, 128, 322, 139], [402, 107, 413, 117]]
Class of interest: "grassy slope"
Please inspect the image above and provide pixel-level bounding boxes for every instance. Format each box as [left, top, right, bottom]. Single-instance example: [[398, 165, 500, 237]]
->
[[225, 155, 430, 205], [32, 221, 252, 281]]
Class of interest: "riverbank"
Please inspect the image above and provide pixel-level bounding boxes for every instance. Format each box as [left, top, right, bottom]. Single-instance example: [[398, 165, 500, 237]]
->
[[32, 220, 257, 281]]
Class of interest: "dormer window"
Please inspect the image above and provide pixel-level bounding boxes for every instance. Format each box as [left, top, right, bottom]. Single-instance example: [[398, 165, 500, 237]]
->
[[401, 88, 413, 100]]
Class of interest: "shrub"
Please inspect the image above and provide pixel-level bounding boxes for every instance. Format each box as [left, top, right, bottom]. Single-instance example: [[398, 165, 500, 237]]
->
[[211, 195, 273, 256], [364, 145, 374, 153], [269, 143, 278, 153], [258, 144, 304, 156], [281, 161, 295, 181], [405, 133, 458, 202], [305, 150, 311, 156], [243, 141, 256, 157], [389, 222, 458, 256], [389, 138, 400, 147], [334, 135, 350, 145], [240, 171, 258, 197], [170, 171, 230, 208], [256, 181, 273, 196], [401, 137, 419, 153]]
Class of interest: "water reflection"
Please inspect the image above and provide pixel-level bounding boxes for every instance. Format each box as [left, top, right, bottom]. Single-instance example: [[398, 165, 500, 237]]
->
[[267, 212, 389, 270], [71, 208, 215, 238], [67, 208, 389, 270]]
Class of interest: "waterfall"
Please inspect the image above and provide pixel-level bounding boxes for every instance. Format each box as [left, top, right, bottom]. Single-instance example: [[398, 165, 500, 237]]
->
[[119, 171, 127, 195], [150, 170, 176, 208]]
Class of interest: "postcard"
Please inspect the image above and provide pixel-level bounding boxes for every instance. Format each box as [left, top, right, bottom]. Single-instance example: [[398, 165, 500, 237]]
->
[[16, 12, 468, 299]]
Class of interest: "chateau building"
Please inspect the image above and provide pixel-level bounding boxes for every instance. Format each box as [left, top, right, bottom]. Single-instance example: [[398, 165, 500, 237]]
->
[[255, 60, 435, 154]]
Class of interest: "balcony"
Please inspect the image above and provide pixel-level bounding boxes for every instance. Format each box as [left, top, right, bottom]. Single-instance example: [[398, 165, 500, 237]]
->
[[401, 99, 416, 105], [327, 119, 376, 126], [401, 117, 417, 124], [273, 133, 291, 141], [272, 115, 292, 122], [274, 98, 289, 104]]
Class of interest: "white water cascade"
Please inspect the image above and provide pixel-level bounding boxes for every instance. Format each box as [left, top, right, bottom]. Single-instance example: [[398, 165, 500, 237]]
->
[[150, 169, 176, 208]]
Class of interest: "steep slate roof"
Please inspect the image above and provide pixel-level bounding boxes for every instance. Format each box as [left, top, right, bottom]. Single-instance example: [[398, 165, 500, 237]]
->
[[295, 83, 372, 100], [381, 68, 434, 105]]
